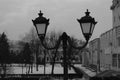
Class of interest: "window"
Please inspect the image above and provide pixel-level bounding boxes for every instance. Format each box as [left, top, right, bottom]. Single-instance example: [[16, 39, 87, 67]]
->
[[114, 15, 116, 23], [117, 37, 120, 46], [119, 15, 120, 21], [112, 54, 117, 67], [118, 54, 120, 68]]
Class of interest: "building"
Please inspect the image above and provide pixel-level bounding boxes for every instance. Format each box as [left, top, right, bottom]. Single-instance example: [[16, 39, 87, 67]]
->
[[89, 38, 100, 72], [111, 0, 120, 28], [45, 48, 63, 63], [9, 41, 23, 54], [89, 27, 120, 71], [88, 0, 120, 71], [100, 0, 120, 71], [100, 28, 116, 71], [82, 48, 90, 66]]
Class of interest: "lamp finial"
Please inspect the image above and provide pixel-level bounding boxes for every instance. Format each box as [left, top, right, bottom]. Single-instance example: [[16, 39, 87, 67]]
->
[[38, 10, 43, 17], [85, 9, 90, 16]]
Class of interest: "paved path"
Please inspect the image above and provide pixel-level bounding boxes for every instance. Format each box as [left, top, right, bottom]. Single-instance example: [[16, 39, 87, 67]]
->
[[74, 64, 96, 77]]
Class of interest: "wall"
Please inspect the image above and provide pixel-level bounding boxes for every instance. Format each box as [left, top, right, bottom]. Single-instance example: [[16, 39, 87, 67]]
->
[[89, 38, 100, 69], [88, 0, 120, 71], [100, 28, 117, 70]]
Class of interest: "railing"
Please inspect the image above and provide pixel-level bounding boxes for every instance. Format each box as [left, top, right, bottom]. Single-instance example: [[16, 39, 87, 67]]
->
[[0, 73, 82, 80], [0, 78, 39, 80]]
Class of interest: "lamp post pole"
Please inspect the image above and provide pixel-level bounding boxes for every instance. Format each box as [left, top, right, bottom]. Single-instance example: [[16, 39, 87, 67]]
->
[[62, 32, 69, 80], [44, 49, 46, 75]]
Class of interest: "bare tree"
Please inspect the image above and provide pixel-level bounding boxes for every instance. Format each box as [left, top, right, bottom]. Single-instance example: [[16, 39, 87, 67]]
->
[[44, 31, 62, 75], [20, 27, 43, 71], [22, 27, 38, 42]]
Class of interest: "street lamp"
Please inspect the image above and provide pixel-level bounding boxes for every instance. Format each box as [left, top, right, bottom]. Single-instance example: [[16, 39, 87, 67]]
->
[[32, 10, 49, 39], [32, 9, 97, 80], [77, 9, 97, 41]]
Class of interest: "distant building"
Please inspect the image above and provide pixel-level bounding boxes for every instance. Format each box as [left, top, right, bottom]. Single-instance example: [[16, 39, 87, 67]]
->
[[81, 48, 90, 66], [9, 41, 23, 54], [43, 48, 63, 63], [89, 38, 100, 70]]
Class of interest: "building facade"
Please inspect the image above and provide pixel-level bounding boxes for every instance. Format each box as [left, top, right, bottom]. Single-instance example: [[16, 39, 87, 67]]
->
[[88, 0, 120, 71], [100, 28, 116, 70], [99, 25, 120, 71], [89, 38, 100, 71], [82, 49, 90, 66]]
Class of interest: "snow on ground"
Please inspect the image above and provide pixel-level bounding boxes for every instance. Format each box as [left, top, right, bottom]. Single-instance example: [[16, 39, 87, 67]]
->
[[10, 64, 75, 74], [5, 64, 92, 80], [7, 64, 96, 77]]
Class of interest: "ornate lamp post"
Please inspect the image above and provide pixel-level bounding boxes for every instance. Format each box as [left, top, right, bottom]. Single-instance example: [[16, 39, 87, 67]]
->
[[32, 9, 97, 80]]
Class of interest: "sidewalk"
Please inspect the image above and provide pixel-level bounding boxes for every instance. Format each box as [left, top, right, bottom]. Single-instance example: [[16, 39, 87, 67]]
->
[[85, 64, 97, 72], [73, 64, 97, 77]]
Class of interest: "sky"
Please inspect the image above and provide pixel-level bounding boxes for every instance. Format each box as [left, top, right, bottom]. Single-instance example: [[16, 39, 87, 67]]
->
[[0, 0, 113, 41]]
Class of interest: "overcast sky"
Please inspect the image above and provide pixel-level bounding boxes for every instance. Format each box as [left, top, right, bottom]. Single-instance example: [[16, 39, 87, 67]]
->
[[0, 0, 112, 41]]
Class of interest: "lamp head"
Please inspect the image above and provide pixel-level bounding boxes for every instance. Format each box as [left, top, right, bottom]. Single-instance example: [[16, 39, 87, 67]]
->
[[32, 10, 49, 40], [77, 9, 97, 41]]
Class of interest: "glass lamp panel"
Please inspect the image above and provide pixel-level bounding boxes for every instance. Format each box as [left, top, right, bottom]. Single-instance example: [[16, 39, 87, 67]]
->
[[90, 23, 95, 34], [81, 23, 91, 34], [36, 24, 46, 35]]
